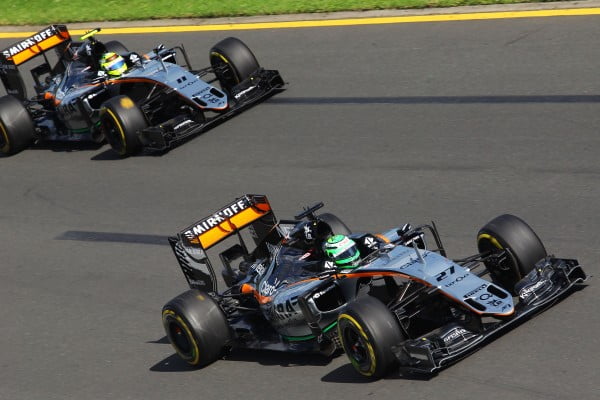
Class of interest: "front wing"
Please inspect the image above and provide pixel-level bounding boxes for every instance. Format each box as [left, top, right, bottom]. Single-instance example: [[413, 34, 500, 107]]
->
[[393, 257, 586, 374], [137, 68, 284, 152]]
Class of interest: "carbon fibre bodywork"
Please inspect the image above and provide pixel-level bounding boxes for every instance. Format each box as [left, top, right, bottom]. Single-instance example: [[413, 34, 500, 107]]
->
[[0, 25, 284, 154]]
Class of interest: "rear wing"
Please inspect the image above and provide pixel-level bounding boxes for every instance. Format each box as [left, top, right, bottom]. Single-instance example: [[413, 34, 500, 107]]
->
[[179, 194, 275, 250], [171, 194, 279, 292], [0, 25, 71, 99], [1, 25, 71, 66]]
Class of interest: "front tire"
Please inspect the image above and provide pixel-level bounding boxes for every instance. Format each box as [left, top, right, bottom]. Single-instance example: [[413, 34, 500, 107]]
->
[[478, 214, 547, 292], [0, 95, 34, 155], [162, 290, 231, 367], [338, 296, 404, 379], [100, 95, 147, 156], [210, 37, 260, 92]]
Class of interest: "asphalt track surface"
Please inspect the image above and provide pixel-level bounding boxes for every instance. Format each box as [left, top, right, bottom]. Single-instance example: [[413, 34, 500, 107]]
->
[[1, 9, 599, 400]]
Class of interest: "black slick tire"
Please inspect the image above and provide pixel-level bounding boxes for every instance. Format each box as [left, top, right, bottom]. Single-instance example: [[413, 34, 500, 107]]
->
[[100, 95, 147, 156], [0, 95, 34, 155], [338, 296, 404, 379], [104, 40, 129, 56], [210, 37, 260, 92], [477, 214, 547, 292], [319, 213, 352, 235], [162, 289, 231, 368]]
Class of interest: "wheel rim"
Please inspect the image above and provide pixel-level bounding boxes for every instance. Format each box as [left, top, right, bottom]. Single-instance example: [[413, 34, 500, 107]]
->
[[101, 110, 126, 155], [344, 327, 371, 368], [210, 52, 238, 89], [162, 310, 200, 364], [167, 321, 192, 356], [478, 235, 520, 289], [339, 316, 376, 376]]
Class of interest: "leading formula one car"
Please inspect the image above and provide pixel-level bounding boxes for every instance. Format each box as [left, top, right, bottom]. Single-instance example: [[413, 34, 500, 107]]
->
[[0, 25, 284, 156], [162, 194, 586, 378]]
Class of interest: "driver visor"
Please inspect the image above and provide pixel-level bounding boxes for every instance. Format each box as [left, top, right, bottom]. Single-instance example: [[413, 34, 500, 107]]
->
[[333, 246, 359, 266]]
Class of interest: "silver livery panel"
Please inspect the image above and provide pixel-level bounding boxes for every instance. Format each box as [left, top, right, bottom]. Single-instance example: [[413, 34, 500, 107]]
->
[[124, 60, 228, 110], [360, 245, 514, 315]]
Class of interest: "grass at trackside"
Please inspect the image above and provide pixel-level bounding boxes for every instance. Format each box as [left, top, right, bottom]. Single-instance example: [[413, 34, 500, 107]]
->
[[1, 0, 567, 26]]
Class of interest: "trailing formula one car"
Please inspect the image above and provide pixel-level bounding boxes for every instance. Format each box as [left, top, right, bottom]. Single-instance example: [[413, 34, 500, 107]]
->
[[162, 194, 586, 378], [0, 25, 284, 156]]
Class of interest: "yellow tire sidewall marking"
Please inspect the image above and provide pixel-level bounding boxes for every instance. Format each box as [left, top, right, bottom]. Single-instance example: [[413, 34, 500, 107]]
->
[[478, 233, 503, 249], [162, 309, 200, 365], [210, 51, 229, 65], [105, 108, 127, 155], [338, 313, 377, 376]]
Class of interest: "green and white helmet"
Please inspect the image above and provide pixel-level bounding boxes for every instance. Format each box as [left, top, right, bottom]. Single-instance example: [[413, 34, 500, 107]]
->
[[323, 234, 360, 269]]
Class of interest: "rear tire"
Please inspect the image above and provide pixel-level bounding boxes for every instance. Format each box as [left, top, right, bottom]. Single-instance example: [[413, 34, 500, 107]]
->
[[0, 95, 34, 155], [338, 296, 404, 379], [162, 289, 231, 367], [210, 37, 260, 92], [100, 95, 147, 156], [319, 213, 352, 235], [477, 214, 547, 292], [104, 40, 129, 56]]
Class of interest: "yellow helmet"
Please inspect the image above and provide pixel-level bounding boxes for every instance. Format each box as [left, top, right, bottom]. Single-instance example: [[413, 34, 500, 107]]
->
[[100, 52, 127, 77]]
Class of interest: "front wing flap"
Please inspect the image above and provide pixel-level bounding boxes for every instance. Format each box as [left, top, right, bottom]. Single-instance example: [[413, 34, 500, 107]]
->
[[393, 257, 586, 374]]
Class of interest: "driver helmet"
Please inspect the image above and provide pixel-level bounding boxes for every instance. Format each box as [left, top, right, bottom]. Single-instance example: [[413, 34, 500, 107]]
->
[[100, 52, 127, 77], [323, 234, 361, 270]]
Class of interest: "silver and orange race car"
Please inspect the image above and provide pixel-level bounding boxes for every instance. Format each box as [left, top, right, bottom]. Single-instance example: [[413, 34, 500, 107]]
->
[[0, 25, 284, 156], [162, 194, 587, 378]]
